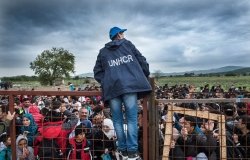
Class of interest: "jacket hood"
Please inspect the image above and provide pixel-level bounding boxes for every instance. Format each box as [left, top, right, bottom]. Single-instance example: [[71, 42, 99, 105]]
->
[[105, 38, 126, 50], [16, 134, 28, 147]]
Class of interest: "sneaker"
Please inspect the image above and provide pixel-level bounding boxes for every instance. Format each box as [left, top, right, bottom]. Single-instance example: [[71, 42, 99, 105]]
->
[[117, 150, 128, 160], [128, 152, 142, 160]]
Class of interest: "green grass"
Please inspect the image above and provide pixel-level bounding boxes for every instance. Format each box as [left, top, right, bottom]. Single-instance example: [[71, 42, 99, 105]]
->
[[10, 78, 96, 90], [12, 81, 41, 89], [155, 76, 250, 91], [8, 76, 250, 92]]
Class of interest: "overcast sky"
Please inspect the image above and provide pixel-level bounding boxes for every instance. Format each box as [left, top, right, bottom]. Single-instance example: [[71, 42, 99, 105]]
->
[[0, 0, 250, 77]]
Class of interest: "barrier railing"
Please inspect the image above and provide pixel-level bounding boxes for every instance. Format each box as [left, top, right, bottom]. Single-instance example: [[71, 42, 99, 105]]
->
[[0, 90, 149, 160], [1, 80, 250, 160], [157, 98, 250, 160]]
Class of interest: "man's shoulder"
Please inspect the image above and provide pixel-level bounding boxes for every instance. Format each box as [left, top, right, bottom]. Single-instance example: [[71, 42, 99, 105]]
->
[[123, 38, 132, 44], [122, 39, 136, 49]]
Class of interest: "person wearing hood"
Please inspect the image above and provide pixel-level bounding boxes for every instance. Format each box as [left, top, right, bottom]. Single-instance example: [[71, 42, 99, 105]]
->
[[16, 133, 35, 160], [92, 118, 117, 160], [93, 26, 151, 160], [19, 113, 38, 146]]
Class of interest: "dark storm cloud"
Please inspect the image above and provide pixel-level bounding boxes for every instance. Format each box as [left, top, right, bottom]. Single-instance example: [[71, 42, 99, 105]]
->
[[1, 1, 83, 48], [0, 0, 250, 76]]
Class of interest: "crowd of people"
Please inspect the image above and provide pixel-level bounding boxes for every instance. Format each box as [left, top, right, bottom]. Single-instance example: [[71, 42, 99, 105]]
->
[[156, 83, 250, 160], [0, 84, 145, 160], [0, 82, 249, 159], [0, 81, 12, 90]]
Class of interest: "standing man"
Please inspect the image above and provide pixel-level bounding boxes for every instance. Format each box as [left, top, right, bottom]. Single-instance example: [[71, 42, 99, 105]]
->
[[93, 26, 152, 160], [22, 97, 32, 114]]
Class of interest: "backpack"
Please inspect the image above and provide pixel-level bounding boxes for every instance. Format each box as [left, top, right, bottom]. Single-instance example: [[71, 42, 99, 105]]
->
[[37, 138, 63, 160], [35, 121, 69, 160]]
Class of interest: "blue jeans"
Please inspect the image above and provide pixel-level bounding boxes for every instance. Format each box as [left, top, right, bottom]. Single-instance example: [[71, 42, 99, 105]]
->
[[109, 93, 138, 153]]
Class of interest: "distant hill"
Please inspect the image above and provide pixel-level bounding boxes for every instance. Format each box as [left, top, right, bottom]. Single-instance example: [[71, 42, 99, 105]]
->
[[220, 67, 250, 74], [78, 72, 94, 78], [77, 66, 249, 77], [162, 66, 246, 76]]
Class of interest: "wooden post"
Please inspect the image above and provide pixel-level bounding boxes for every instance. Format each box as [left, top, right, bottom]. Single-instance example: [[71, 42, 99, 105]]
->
[[162, 105, 173, 160], [148, 77, 156, 160], [218, 114, 227, 159]]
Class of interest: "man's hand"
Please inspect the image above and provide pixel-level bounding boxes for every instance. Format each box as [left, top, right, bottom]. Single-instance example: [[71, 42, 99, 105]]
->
[[6, 111, 16, 121], [170, 140, 176, 148], [22, 147, 30, 158], [181, 127, 188, 140]]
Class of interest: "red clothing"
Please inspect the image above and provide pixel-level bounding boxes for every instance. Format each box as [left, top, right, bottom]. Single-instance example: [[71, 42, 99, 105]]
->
[[29, 105, 44, 128], [247, 102, 250, 115], [39, 121, 70, 153], [68, 137, 91, 160], [34, 121, 71, 157]]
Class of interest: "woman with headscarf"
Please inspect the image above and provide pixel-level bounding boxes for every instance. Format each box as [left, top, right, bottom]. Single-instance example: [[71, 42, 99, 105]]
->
[[20, 113, 38, 146], [92, 118, 117, 160]]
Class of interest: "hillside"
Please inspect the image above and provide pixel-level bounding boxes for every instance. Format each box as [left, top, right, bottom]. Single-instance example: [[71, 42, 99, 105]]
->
[[226, 67, 250, 74], [162, 66, 245, 76], [77, 66, 249, 77]]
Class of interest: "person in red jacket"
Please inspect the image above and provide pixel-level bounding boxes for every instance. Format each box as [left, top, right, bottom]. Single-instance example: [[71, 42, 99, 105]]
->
[[67, 123, 91, 160], [29, 105, 44, 129], [34, 99, 78, 159]]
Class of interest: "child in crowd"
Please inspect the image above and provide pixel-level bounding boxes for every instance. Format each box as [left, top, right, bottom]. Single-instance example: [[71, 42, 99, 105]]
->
[[0, 133, 12, 160], [67, 123, 91, 160], [16, 133, 35, 160]]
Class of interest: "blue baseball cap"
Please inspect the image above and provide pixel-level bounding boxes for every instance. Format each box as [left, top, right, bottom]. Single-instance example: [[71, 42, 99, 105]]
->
[[109, 26, 127, 40]]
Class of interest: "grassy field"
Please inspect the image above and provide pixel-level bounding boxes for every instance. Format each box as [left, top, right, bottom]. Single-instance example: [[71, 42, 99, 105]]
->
[[9, 78, 96, 91], [155, 75, 250, 91], [5, 76, 250, 92]]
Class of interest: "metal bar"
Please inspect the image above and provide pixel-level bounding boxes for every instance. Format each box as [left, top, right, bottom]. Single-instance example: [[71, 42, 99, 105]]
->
[[8, 93, 17, 160], [158, 98, 250, 103], [0, 90, 101, 96], [143, 97, 148, 160]]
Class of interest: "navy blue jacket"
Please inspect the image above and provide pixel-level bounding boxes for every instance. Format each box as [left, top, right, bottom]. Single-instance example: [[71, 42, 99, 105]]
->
[[93, 38, 152, 101]]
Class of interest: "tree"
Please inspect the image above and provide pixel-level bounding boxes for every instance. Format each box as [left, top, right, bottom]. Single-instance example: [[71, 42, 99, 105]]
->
[[153, 70, 163, 81], [184, 72, 194, 77], [30, 47, 75, 85]]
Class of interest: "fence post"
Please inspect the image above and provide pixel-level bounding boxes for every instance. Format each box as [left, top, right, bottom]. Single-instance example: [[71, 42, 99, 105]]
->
[[143, 96, 148, 160], [9, 94, 17, 160], [148, 77, 159, 160]]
